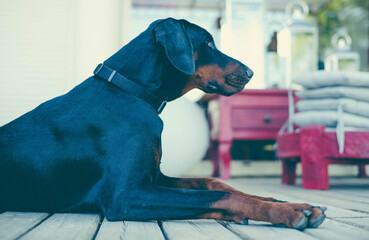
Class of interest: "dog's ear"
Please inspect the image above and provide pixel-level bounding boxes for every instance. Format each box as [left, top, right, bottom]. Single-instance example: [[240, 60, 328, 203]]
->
[[154, 19, 195, 75]]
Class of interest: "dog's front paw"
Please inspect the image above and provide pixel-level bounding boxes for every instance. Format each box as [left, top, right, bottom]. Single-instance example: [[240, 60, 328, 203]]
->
[[285, 203, 327, 229], [268, 204, 309, 230]]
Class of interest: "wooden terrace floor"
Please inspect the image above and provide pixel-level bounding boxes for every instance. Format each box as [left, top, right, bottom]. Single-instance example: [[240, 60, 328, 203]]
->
[[1, 177, 369, 240]]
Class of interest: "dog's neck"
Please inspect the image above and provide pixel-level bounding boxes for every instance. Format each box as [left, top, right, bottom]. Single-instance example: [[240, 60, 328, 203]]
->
[[104, 28, 191, 102], [93, 63, 167, 114]]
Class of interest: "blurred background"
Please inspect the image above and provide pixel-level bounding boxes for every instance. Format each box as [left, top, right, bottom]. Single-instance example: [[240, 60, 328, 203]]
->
[[0, 0, 368, 177]]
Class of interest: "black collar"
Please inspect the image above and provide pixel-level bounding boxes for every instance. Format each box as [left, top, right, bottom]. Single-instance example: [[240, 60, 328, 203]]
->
[[93, 63, 167, 114]]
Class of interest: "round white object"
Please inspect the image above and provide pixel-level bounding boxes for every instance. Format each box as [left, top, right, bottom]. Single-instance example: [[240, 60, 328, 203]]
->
[[160, 97, 209, 177]]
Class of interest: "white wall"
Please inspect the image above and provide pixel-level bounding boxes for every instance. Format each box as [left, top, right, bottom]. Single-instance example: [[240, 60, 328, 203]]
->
[[0, 0, 75, 125], [0, 0, 130, 125]]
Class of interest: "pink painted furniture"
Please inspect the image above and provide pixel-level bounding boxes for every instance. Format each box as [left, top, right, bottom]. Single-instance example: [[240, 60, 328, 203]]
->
[[207, 89, 289, 179], [277, 125, 369, 189]]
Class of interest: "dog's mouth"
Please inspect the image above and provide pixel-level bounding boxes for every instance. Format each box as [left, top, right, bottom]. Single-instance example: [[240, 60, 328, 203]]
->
[[206, 81, 220, 93], [206, 80, 245, 96], [225, 73, 250, 89]]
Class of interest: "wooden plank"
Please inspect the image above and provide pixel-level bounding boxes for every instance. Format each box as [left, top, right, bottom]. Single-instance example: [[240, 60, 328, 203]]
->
[[332, 217, 369, 230], [330, 177, 369, 186], [0, 212, 49, 240], [161, 220, 241, 240], [19, 213, 101, 240], [315, 189, 369, 204], [304, 218, 369, 240], [316, 178, 369, 203], [95, 218, 164, 240], [329, 178, 369, 198], [219, 220, 318, 240], [330, 189, 369, 199]]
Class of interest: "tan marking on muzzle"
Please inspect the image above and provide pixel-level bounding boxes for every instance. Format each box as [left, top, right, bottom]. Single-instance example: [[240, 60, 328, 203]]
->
[[192, 65, 224, 84], [182, 64, 225, 95]]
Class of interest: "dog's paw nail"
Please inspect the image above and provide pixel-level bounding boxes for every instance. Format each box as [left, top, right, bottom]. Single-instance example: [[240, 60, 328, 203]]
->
[[236, 219, 249, 225], [319, 206, 327, 213], [308, 214, 326, 228], [312, 206, 327, 213], [294, 217, 308, 230], [302, 210, 312, 217]]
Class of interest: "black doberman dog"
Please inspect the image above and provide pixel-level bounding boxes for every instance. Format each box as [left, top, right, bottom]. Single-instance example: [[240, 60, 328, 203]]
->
[[0, 18, 326, 230]]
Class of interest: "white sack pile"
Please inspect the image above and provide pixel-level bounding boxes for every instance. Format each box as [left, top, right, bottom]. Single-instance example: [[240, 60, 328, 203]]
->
[[293, 71, 369, 130]]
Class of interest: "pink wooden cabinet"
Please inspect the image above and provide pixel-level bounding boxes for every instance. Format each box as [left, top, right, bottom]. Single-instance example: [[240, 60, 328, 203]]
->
[[207, 89, 289, 179]]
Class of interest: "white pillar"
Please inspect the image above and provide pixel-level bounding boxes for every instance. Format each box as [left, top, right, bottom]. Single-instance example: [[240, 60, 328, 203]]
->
[[74, 0, 130, 84], [121, 0, 132, 45]]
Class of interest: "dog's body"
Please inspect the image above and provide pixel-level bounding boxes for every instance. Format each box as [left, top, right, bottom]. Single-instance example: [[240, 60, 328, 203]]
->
[[0, 18, 325, 230]]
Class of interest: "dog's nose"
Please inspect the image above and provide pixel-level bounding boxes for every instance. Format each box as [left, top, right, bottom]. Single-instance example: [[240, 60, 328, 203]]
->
[[245, 68, 254, 79]]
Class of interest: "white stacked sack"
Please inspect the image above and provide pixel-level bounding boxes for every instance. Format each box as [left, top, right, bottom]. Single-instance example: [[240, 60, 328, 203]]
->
[[293, 71, 369, 130]]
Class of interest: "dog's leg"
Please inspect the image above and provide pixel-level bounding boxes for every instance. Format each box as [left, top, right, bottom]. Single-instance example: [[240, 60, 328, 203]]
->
[[156, 173, 326, 228], [157, 173, 279, 201], [104, 184, 310, 229]]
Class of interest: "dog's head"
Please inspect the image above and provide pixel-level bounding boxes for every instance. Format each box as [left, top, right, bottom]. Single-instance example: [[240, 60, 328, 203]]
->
[[153, 18, 253, 98]]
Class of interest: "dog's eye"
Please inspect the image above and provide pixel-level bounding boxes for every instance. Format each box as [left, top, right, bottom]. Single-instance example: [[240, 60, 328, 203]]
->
[[206, 41, 215, 50]]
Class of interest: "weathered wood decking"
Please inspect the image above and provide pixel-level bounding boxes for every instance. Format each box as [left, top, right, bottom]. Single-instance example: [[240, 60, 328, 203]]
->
[[1, 177, 368, 240]]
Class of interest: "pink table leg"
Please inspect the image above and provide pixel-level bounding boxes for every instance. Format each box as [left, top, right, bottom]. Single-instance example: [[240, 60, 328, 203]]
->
[[219, 141, 232, 180], [281, 158, 297, 185], [210, 141, 221, 177], [300, 126, 329, 190], [358, 164, 367, 178]]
